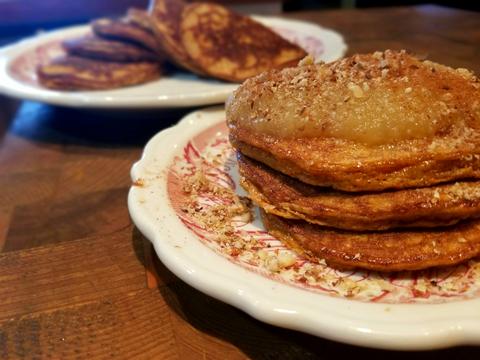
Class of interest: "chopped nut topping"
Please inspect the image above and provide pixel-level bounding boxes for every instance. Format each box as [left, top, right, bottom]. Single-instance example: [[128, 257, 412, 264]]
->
[[456, 67, 474, 79], [298, 55, 315, 66], [347, 82, 364, 98]]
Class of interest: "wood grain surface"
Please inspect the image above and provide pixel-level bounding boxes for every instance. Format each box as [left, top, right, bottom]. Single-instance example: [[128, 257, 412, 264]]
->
[[0, 5, 480, 358]]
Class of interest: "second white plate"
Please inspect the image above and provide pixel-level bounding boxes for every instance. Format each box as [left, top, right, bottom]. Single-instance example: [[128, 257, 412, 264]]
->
[[0, 16, 347, 109]]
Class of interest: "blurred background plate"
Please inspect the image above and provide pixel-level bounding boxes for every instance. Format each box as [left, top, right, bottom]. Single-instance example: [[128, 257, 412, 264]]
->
[[0, 16, 346, 109]]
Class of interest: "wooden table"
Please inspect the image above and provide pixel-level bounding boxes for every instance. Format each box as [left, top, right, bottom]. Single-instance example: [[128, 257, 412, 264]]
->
[[1, 5, 479, 358]]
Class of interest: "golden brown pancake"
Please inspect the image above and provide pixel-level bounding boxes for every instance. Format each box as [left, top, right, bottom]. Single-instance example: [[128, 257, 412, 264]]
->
[[227, 50, 480, 191], [63, 34, 158, 62], [148, 0, 205, 74], [239, 152, 480, 231], [261, 210, 480, 272], [37, 55, 162, 90], [180, 2, 307, 82], [91, 17, 162, 55]]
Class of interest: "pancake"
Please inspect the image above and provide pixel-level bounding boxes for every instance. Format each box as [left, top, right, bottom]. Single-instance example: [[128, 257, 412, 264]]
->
[[148, 0, 205, 74], [37, 55, 162, 90], [227, 50, 480, 191], [239, 152, 480, 231], [261, 210, 480, 272], [91, 17, 162, 55], [126, 8, 153, 32], [179, 2, 307, 82], [63, 34, 158, 62]]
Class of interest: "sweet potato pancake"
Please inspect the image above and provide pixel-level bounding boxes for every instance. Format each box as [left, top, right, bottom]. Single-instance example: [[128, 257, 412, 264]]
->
[[148, 0, 205, 74], [180, 2, 307, 82], [91, 17, 162, 55], [37, 55, 162, 90], [63, 34, 158, 62], [261, 210, 480, 272], [239, 153, 480, 231], [228, 50, 480, 191]]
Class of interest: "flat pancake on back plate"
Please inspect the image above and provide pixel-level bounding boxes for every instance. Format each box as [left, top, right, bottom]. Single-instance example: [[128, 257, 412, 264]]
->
[[148, 0, 205, 74], [63, 34, 158, 62], [180, 2, 307, 82], [37, 55, 162, 90], [91, 17, 162, 56], [227, 50, 480, 191], [238, 152, 480, 231], [261, 210, 480, 272]]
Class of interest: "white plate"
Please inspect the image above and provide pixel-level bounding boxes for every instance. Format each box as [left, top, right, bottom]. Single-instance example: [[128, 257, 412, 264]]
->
[[0, 17, 346, 109], [128, 106, 480, 350]]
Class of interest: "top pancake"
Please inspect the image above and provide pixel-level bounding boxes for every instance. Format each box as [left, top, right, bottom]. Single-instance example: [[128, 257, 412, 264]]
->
[[180, 2, 307, 82], [63, 34, 158, 62], [148, 0, 205, 74], [227, 50, 480, 191], [91, 17, 162, 55]]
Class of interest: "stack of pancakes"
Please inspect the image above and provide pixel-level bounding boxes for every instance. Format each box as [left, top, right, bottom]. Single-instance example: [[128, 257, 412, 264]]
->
[[227, 50, 480, 272], [38, 0, 307, 90], [37, 9, 164, 90]]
